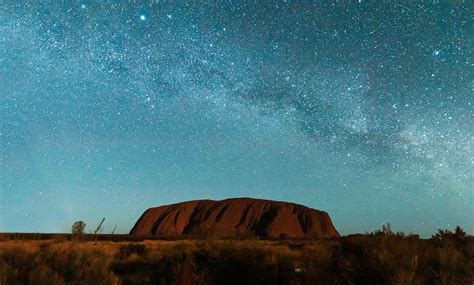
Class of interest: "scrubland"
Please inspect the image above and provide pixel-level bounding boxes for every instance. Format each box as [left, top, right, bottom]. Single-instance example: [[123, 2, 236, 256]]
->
[[0, 229, 472, 285]]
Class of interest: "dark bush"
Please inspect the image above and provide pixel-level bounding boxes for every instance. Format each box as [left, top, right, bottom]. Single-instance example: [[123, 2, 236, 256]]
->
[[117, 243, 148, 259]]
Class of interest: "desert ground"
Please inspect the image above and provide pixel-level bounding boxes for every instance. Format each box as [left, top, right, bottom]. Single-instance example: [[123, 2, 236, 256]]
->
[[0, 229, 472, 285]]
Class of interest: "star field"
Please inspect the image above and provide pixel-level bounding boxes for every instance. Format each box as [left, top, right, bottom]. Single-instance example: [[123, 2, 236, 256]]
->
[[0, 1, 472, 235]]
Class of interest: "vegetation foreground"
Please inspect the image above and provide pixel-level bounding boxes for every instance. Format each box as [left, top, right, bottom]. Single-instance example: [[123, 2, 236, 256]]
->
[[0, 229, 472, 285]]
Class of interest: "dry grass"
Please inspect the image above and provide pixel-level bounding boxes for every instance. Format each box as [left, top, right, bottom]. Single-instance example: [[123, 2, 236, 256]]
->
[[0, 233, 472, 285]]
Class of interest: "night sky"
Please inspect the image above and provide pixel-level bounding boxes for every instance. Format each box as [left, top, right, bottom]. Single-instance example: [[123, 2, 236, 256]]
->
[[1, 1, 472, 236]]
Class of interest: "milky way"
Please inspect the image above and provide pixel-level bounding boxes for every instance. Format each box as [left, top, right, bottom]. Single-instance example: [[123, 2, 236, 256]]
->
[[1, 1, 472, 235]]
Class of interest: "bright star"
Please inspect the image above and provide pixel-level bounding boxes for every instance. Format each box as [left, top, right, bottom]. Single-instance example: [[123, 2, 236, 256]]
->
[[140, 15, 146, 21]]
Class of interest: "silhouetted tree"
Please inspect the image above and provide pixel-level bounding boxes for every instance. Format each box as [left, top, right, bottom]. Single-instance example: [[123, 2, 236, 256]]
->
[[72, 221, 86, 235], [382, 223, 392, 235], [372, 223, 395, 236], [433, 226, 467, 242], [454, 226, 466, 239]]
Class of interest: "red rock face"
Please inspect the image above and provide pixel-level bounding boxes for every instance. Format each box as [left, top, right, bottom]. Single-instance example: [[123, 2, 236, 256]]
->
[[130, 198, 340, 238]]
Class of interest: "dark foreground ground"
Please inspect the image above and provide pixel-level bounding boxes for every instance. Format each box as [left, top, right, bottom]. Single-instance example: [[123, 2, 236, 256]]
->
[[0, 230, 472, 285]]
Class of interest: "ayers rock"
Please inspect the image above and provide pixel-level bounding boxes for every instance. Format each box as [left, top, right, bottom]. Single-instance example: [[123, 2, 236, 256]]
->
[[130, 198, 340, 238]]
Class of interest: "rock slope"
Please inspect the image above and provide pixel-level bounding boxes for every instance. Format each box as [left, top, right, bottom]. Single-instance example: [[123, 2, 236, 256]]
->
[[130, 198, 339, 238]]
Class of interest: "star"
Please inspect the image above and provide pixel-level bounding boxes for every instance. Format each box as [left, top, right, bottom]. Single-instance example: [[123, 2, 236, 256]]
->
[[1, 1, 471, 237]]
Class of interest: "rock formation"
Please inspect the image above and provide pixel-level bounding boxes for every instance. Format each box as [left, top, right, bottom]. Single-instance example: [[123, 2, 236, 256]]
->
[[130, 198, 339, 238]]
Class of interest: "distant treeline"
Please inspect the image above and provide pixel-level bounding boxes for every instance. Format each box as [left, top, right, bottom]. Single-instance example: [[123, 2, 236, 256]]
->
[[0, 233, 323, 242], [0, 233, 155, 242]]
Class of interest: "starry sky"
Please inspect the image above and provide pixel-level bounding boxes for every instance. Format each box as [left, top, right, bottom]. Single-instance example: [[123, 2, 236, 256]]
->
[[1, 1, 473, 236]]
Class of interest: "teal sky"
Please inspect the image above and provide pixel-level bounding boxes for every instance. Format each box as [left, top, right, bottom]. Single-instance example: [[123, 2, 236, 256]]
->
[[1, 1, 473, 236]]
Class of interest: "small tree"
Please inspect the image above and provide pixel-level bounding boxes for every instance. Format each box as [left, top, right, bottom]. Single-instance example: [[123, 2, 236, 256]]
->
[[433, 226, 467, 242], [372, 223, 395, 236], [454, 226, 466, 239], [382, 223, 394, 235], [72, 221, 86, 238]]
